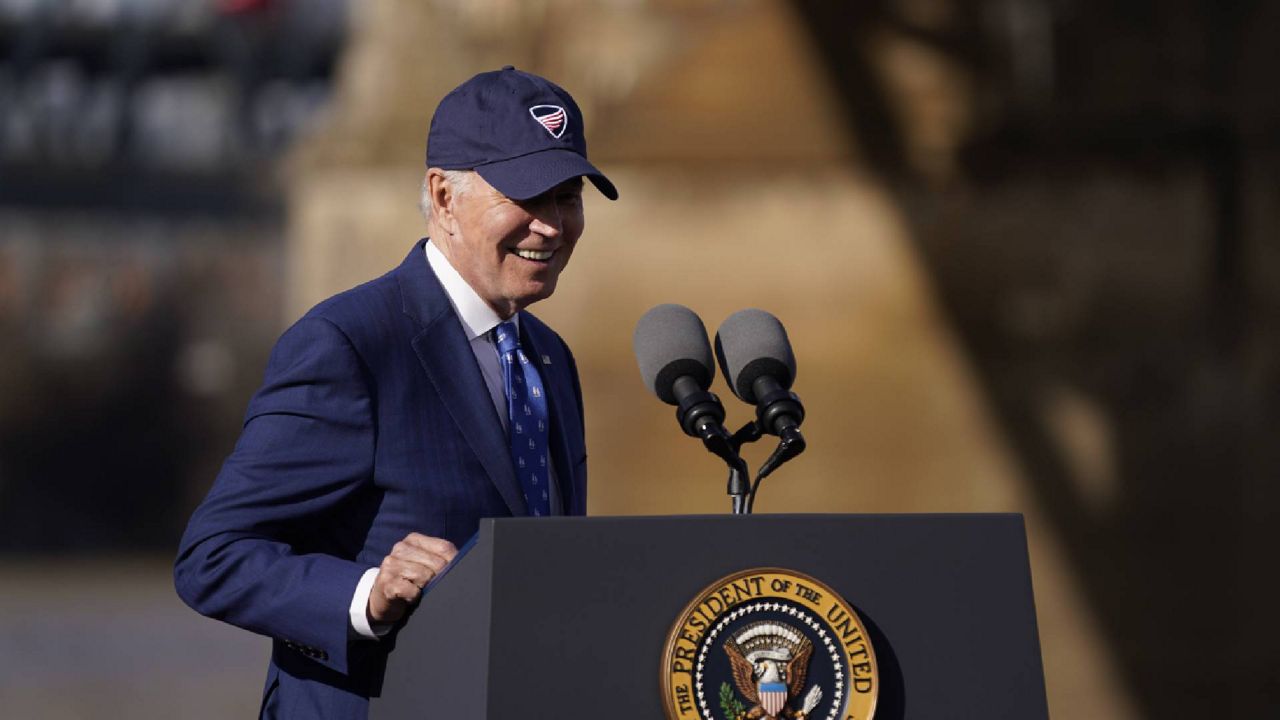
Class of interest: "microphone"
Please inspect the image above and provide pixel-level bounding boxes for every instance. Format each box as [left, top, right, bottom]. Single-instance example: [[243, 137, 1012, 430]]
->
[[714, 309, 807, 510], [713, 309, 805, 435], [635, 304, 751, 511], [633, 304, 728, 439]]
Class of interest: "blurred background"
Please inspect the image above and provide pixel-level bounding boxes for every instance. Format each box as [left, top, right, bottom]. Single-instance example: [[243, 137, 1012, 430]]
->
[[1, 0, 1277, 717]]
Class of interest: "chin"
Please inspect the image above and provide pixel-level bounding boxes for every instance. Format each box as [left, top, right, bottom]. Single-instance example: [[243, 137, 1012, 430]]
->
[[520, 278, 559, 305]]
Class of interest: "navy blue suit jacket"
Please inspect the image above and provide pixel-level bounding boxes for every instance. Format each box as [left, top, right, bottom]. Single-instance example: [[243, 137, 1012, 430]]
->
[[175, 239, 587, 718]]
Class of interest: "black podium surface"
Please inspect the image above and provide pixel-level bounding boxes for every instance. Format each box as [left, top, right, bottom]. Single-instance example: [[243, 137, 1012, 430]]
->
[[372, 514, 1048, 719]]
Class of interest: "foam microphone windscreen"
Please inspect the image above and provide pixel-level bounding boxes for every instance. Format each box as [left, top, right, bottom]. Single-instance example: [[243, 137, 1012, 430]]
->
[[714, 309, 796, 403], [633, 304, 716, 405]]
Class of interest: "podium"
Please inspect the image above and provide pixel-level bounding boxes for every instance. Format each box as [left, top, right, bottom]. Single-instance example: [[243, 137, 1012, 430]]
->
[[371, 515, 1048, 719]]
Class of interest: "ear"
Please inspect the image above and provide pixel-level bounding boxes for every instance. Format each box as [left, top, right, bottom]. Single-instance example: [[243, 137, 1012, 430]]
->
[[426, 168, 459, 234]]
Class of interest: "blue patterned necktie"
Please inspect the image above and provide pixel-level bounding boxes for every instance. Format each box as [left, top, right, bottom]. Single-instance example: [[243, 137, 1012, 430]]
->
[[494, 321, 551, 517]]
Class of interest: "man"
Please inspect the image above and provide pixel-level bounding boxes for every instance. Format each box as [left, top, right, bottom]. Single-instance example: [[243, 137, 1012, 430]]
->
[[175, 67, 617, 718]]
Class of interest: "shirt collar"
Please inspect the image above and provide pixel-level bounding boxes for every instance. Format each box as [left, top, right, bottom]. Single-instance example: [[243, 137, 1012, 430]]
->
[[425, 239, 517, 341]]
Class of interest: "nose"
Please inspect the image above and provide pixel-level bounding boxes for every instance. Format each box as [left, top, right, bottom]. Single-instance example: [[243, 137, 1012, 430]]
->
[[527, 200, 562, 238], [529, 215, 561, 238]]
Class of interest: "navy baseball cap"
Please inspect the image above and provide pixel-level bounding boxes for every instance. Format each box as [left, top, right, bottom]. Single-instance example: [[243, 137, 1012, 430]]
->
[[426, 66, 618, 201]]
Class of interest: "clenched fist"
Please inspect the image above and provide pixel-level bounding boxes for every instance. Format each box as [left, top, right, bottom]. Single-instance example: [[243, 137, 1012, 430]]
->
[[367, 533, 458, 625]]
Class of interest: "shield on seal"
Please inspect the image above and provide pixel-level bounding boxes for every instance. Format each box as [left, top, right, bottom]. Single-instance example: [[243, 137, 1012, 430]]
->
[[759, 681, 787, 717]]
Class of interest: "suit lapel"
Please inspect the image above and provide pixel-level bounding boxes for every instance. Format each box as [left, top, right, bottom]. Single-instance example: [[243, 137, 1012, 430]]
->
[[397, 240, 527, 516]]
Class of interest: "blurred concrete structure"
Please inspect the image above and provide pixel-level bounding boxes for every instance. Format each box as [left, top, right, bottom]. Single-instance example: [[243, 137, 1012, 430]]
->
[[0, 2, 344, 715], [286, 1, 1142, 717], [4, 0, 1277, 717]]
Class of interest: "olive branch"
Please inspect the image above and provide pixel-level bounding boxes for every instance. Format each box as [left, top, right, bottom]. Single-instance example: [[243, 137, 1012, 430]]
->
[[719, 681, 746, 720]]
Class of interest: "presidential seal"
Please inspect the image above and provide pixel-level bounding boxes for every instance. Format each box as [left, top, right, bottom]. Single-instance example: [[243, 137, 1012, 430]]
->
[[661, 568, 877, 720]]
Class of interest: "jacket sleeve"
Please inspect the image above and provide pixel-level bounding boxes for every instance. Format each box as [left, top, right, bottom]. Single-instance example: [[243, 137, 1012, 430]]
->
[[174, 315, 376, 676]]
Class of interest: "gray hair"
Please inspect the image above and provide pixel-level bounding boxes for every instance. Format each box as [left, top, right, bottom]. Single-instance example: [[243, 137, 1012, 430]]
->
[[420, 169, 476, 224]]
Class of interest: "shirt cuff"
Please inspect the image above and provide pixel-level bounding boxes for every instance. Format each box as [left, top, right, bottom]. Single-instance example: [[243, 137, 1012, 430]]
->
[[349, 567, 392, 640]]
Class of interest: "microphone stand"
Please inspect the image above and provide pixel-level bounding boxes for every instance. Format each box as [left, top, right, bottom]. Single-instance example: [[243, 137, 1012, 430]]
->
[[722, 418, 807, 514], [700, 426, 751, 514], [724, 423, 760, 514], [747, 422, 806, 513], [671, 377, 808, 514], [696, 422, 757, 514]]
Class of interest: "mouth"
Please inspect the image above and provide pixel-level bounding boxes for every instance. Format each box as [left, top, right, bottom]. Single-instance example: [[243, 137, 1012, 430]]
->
[[510, 248, 555, 262]]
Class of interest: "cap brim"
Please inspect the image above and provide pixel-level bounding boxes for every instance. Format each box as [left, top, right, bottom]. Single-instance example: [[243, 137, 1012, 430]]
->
[[475, 148, 618, 201]]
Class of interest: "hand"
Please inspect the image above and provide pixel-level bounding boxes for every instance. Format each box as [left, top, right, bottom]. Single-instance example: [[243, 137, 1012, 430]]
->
[[367, 533, 458, 625]]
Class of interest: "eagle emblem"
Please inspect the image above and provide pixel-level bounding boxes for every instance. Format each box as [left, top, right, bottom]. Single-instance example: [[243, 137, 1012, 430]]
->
[[723, 621, 823, 719], [661, 568, 878, 720]]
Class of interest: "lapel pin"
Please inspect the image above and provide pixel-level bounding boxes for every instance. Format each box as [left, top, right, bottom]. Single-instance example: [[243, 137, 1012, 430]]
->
[[542, 354, 551, 365]]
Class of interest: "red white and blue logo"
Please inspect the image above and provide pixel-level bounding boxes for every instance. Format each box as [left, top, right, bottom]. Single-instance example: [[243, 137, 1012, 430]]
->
[[529, 105, 567, 139]]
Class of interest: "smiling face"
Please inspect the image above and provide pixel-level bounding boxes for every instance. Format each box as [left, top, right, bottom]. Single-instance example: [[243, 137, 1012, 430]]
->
[[427, 169, 584, 318]]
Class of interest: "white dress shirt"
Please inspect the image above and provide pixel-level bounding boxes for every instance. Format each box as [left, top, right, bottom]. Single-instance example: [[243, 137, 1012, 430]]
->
[[348, 240, 563, 639]]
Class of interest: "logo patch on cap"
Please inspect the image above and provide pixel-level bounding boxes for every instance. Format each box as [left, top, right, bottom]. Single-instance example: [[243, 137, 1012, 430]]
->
[[529, 105, 567, 139]]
